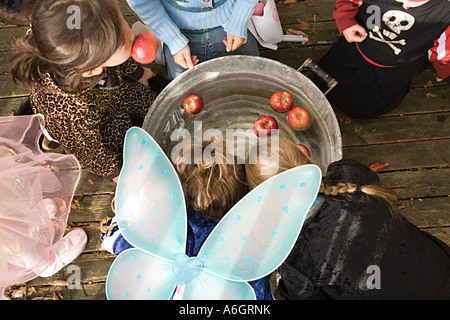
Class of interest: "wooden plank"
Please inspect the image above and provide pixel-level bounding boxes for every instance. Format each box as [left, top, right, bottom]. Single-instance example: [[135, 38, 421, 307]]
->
[[378, 168, 450, 199], [0, 96, 29, 116], [340, 112, 450, 147], [76, 170, 116, 196], [27, 252, 114, 286], [277, 0, 336, 23], [343, 139, 450, 171], [398, 197, 450, 229], [424, 227, 450, 246], [70, 194, 115, 224]]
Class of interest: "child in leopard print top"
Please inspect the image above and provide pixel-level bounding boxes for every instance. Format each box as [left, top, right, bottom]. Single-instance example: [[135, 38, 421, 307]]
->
[[10, 0, 168, 181]]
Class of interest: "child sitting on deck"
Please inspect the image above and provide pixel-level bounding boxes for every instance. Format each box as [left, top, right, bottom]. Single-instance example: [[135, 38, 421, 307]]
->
[[246, 138, 450, 299], [9, 0, 168, 182], [101, 137, 273, 300], [318, 0, 449, 118]]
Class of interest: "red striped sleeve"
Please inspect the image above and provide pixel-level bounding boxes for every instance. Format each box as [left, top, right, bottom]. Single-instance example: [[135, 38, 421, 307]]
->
[[428, 26, 450, 80]]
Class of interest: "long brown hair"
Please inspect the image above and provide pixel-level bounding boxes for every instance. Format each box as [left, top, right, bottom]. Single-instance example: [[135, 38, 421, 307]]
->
[[9, 0, 124, 92], [173, 138, 247, 220], [245, 138, 399, 214]]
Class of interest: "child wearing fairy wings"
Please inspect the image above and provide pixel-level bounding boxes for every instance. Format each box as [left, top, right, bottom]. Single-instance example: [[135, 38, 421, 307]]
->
[[246, 138, 450, 299], [101, 138, 274, 299], [318, 0, 450, 118], [9, 0, 168, 182]]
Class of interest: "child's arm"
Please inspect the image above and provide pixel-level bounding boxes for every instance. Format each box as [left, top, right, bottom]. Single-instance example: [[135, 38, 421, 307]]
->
[[126, 0, 188, 56], [334, 0, 367, 42], [222, 0, 259, 51], [429, 27, 450, 81]]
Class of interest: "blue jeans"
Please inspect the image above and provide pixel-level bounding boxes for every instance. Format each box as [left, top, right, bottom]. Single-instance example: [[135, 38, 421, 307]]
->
[[164, 26, 260, 80]]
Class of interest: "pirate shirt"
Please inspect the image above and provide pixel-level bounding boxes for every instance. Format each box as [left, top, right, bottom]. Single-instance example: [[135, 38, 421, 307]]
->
[[334, 0, 450, 78]]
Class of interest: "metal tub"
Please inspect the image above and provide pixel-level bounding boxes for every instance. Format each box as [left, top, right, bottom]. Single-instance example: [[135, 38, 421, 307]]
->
[[142, 56, 342, 172]]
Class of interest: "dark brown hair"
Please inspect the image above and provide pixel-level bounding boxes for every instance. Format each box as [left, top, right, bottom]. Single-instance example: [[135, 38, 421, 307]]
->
[[173, 138, 247, 220], [9, 0, 124, 92]]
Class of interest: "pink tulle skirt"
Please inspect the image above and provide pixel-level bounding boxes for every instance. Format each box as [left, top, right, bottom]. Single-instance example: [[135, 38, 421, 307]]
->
[[0, 115, 81, 298]]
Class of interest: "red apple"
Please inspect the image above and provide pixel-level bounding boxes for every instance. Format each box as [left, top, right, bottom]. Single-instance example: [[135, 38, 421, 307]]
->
[[254, 115, 278, 136], [270, 91, 294, 113], [181, 94, 204, 114], [296, 144, 311, 158], [287, 106, 312, 131], [131, 32, 159, 64]]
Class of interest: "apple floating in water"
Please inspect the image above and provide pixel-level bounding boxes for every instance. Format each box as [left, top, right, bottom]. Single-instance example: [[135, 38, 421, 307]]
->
[[254, 115, 279, 137], [181, 94, 204, 114], [270, 91, 294, 113], [131, 32, 159, 64], [287, 106, 312, 131], [296, 144, 311, 158]]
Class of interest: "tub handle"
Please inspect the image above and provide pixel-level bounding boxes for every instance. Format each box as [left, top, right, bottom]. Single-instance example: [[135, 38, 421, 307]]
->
[[298, 58, 337, 96]]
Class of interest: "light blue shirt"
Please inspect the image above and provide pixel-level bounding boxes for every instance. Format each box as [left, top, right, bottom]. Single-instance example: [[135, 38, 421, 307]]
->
[[126, 0, 258, 55]]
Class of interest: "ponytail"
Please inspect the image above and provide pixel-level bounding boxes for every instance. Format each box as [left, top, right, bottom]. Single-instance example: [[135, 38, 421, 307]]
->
[[9, 31, 42, 87], [319, 182, 399, 215]]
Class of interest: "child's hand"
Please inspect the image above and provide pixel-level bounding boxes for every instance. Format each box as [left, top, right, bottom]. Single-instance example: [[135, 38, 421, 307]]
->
[[174, 45, 199, 70], [223, 33, 246, 52], [342, 24, 368, 43]]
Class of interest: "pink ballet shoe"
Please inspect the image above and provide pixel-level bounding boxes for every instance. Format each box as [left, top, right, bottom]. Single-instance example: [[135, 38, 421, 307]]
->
[[38, 229, 87, 277]]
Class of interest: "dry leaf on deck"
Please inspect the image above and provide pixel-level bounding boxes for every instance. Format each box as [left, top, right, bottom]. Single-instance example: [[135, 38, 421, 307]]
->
[[296, 19, 311, 30], [425, 92, 438, 98], [50, 280, 68, 286], [286, 28, 308, 37], [283, 0, 297, 3], [71, 199, 81, 210], [369, 162, 389, 172]]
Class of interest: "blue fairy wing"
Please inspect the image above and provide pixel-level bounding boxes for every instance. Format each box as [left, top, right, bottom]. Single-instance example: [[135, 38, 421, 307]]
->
[[106, 248, 177, 300], [198, 164, 322, 282], [179, 271, 256, 300], [115, 127, 187, 260]]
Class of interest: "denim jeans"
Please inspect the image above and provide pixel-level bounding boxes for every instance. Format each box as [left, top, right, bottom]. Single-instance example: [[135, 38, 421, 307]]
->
[[164, 26, 260, 80]]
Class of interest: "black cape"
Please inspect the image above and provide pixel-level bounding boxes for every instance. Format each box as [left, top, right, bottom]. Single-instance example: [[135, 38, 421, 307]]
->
[[278, 159, 450, 300]]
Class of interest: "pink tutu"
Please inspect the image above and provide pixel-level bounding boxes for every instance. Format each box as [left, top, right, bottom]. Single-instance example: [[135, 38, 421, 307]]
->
[[0, 115, 86, 299]]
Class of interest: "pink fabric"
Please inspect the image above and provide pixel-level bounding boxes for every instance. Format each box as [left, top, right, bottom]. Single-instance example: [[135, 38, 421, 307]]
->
[[0, 115, 81, 298]]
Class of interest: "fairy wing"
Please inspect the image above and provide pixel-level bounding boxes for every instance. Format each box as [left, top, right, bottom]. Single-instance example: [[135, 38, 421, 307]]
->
[[196, 164, 322, 282], [106, 248, 177, 300], [107, 127, 188, 300], [114, 127, 187, 259]]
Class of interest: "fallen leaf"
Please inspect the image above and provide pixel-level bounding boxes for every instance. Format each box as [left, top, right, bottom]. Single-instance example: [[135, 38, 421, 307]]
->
[[50, 280, 68, 286], [426, 92, 438, 98], [283, 0, 297, 3], [369, 162, 389, 172], [88, 178, 95, 185], [343, 117, 353, 125], [296, 18, 311, 30], [71, 199, 81, 210], [286, 28, 308, 37]]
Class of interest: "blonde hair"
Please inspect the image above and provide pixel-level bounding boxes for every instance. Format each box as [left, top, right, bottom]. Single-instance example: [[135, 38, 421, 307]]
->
[[173, 138, 247, 220], [245, 138, 399, 214]]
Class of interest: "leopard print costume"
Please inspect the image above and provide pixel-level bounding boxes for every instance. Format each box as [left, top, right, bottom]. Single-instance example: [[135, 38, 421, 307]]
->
[[30, 59, 159, 178]]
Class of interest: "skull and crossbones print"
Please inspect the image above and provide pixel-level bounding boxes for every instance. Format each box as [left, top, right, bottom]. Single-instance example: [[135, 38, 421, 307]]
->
[[369, 10, 415, 55]]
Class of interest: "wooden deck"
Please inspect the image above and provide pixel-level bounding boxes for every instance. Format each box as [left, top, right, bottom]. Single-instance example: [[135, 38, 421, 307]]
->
[[1, 0, 449, 300]]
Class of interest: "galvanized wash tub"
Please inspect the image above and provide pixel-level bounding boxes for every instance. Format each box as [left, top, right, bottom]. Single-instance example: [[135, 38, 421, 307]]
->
[[142, 56, 342, 172]]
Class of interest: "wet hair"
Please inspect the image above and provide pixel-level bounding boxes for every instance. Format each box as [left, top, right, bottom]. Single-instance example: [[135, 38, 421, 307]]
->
[[245, 138, 399, 214], [9, 0, 125, 92], [173, 138, 247, 221]]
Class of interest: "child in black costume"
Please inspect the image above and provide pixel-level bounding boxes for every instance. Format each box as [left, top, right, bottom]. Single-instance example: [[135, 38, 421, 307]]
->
[[319, 0, 450, 118], [246, 138, 450, 299]]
